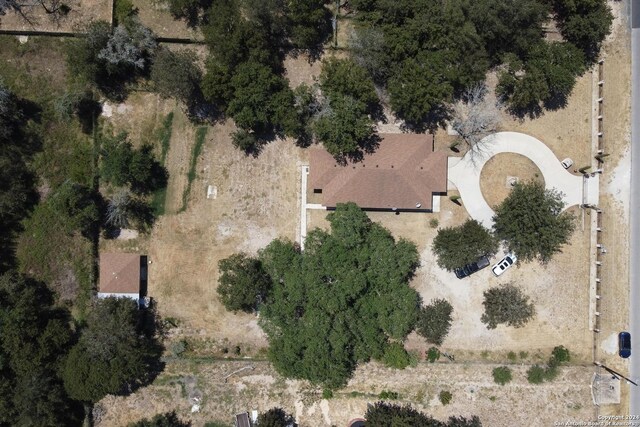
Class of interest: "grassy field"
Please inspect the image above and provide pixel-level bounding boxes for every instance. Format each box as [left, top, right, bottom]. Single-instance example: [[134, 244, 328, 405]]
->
[[180, 126, 208, 213], [151, 112, 174, 216], [1, 36, 97, 317]]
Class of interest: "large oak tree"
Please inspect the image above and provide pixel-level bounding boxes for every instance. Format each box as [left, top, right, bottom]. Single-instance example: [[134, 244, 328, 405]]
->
[[492, 180, 575, 263]]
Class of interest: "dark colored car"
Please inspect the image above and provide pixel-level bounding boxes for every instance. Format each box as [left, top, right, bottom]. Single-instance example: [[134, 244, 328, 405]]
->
[[619, 331, 631, 358], [454, 256, 490, 279]]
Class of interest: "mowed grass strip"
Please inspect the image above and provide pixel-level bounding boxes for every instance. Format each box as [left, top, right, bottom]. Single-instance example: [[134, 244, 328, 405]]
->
[[179, 126, 208, 212], [151, 112, 174, 216], [158, 112, 174, 164]]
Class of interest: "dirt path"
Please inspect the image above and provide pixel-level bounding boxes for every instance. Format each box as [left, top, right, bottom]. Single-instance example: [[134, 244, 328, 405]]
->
[[163, 110, 196, 215]]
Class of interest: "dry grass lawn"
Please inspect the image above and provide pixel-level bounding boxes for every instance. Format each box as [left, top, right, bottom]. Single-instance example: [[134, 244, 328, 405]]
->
[[0, 0, 110, 32], [95, 357, 595, 427], [590, 0, 632, 416], [133, 0, 203, 39], [94, 2, 635, 421], [479, 153, 544, 208]]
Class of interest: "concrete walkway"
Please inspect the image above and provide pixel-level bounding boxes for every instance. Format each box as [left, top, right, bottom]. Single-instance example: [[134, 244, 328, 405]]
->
[[448, 131, 593, 228], [299, 165, 309, 250]]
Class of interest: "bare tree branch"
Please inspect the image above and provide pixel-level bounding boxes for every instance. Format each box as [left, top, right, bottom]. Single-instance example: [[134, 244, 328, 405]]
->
[[451, 84, 502, 163]]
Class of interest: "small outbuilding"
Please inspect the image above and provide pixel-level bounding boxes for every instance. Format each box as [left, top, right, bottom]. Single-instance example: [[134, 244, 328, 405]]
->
[[234, 412, 251, 427], [98, 253, 148, 307]]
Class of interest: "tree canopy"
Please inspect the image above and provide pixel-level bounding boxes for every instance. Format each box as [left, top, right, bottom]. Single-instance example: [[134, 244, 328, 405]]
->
[[416, 299, 454, 346], [492, 181, 575, 263], [387, 55, 453, 130], [319, 57, 379, 112], [0, 272, 82, 426], [128, 411, 191, 427], [349, 0, 610, 122], [256, 407, 298, 427], [100, 132, 168, 195], [364, 402, 482, 427], [151, 47, 202, 104], [0, 82, 37, 274], [217, 252, 272, 313], [62, 297, 163, 402], [194, 0, 332, 148], [217, 203, 421, 388], [66, 20, 157, 98], [492, 366, 512, 385], [286, 0, 332, 50], [167, 0, 212, 27], [497, 42, 586, 115], [312, 94, 376, 161], [481, 283, 535, 329], [551, 0, 613, 62], [226, 60, 300, 138], [50, 182, 101, 238], [432, 219, 498, 271]]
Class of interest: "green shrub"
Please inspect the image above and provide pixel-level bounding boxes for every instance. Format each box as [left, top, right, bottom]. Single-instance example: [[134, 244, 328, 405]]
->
[[416, 299, 453, 345], [382, 342, 411, 369], [322, 389, 333, 399], [544, 364, 559, 381], [551, 346, 570, 364], [115, 0, 137, 25], [378, 390, 399, 400], [427, 347, 441, 363], [439, 390, 452, 405], [408, 350, 420, 368], [527, 365, 546, 384], [507, 351, 517, 361], [519, 351, 529, 359], [492, 366, 512, 385], [429, 218, 439, 228]]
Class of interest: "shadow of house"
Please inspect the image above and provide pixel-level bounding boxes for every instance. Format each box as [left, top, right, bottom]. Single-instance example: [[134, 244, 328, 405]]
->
[[98, 253, 148, 308], [235, 412, 252, 427], [309, 133, 448, 212]]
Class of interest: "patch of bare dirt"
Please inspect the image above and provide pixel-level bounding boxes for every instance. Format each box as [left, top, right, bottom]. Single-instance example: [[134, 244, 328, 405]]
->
[[283, 55, 323, 88], [96, 358, 594, 427], [133, 0, 203, 39], [0, 0, 110, 32]]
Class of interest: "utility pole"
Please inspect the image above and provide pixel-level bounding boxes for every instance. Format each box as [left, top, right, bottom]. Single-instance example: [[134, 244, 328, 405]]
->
[[595, 362, 638, 386]]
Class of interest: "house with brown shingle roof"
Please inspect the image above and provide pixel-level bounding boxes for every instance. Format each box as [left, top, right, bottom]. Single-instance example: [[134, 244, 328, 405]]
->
[[309, 133, 448, 212], [98, 253, 148, 306]]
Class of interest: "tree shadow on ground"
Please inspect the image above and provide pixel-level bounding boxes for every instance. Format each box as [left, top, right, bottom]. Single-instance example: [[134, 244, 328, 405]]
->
[[506, 103, 544, 121], [76, 97, 103, 135], [399, 103, 452, 134]]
